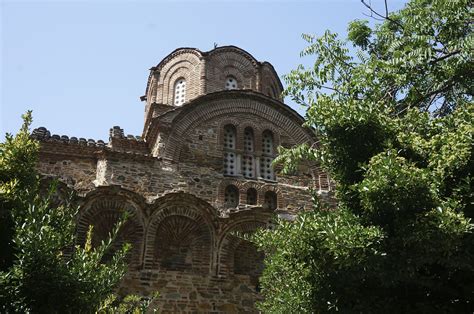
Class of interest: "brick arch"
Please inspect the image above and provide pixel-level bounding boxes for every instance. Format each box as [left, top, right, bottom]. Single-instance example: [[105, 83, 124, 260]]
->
[[163, 65, 191, 105], [146, 49, 203, 103], [259, 184, 286, 209], [206, 46, 260, 68], [257, 123, 281, 154], [161, 92, 314, 162], [237, 122, 262, 152], [76, 187, 146, 269], [222, 66, 245, 90], [217, 118, 241, 150], [206, 50, 259, 93], [144, 193, 217, 274], [217, 179, 246, 206], [217, 210, 273, 284], [158, 54, 202, 105], [260, 63, 283, 101], [241, 181, 263, 205]]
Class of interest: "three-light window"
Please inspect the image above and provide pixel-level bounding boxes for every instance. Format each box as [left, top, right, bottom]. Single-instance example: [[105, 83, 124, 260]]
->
[[222, 126, 275, 181]]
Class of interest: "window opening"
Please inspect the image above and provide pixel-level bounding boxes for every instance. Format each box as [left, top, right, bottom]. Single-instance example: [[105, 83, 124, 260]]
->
[[174, 78, 186, 106], [223, 125, 237, 176], [264, 191, 277, 210], [260, 131, 275, 180], [242, 127, 255, 178], [225, 76, 238, 90], [246, 188, 257, 205], [224, 185, 239, 208]]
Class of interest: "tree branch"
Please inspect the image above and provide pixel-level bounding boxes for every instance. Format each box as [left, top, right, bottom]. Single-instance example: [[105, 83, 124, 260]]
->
[[413, 82, 455, 109], [361, 0, 404, 29], [430, 50, 461, 64], [320, 85, 362, 100]]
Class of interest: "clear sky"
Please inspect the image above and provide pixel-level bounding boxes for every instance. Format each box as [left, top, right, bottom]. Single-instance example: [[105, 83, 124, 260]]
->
[[1, 0, 407, 141]]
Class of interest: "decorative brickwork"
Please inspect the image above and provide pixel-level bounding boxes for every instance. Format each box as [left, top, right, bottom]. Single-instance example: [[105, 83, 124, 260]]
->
[[33, 45, 334, 313]]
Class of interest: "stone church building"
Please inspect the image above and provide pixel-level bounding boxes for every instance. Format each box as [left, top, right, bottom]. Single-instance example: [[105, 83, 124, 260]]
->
[[32, 46, 331, 313]]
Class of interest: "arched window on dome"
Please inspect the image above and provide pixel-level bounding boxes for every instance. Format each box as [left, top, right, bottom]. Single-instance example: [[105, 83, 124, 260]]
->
[[260, 130, 275, 180], [246, 188, 257, 205], [223, 125, 237, 176], [173, 78, 186, 106], [263, 191, 277, 210], [225, 76, 238, 90], [224, 185, 239, 208], [242, 127, 255, 179]]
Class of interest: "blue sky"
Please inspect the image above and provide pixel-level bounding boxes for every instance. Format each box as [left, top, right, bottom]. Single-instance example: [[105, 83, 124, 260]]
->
[[1, 0, 407, 140]]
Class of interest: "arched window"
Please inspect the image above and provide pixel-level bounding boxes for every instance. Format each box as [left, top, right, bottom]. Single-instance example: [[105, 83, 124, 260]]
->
[[224, 185, 239, 208], [246, 188, 257, 205], [225, 76, 238, 90], [264, 191, 277, 210], [223, 125, 237, 176], [173, 78, 186, 106], [260, 130, 275, 180], [242, 127, 255, 178]]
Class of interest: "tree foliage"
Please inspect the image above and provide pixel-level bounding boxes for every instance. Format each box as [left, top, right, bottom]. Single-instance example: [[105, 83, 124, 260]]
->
[[0, 112, 144, 313], [254, 0, 473, 312]]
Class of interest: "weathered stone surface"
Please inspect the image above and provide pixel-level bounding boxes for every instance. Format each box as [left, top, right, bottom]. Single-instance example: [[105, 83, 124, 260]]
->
[[34, 45, 335, 313]]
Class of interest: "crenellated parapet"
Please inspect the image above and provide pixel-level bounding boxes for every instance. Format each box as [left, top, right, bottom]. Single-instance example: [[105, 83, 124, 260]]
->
[[31, 126, 106, 148]]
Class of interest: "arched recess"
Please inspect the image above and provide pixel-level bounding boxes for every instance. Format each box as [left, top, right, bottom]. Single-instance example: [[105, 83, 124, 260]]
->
[[162, 63, 194, 105], [217, 210, 273, 288], [241, 181, 262, 206], [157, 52, 202, 105], [144, 193, 217, 274], [217, 179, 245, 207], [146, 48, 203, 104], [260, 185, 286, 209], [206, 47, 259, 93], [161, 93, 314, 162], [76, 187, 146, 269]]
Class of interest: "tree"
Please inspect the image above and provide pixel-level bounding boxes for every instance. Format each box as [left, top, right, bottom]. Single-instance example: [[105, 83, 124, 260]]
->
[[253, 0, 473, 312], [0, 112, 139, 313]]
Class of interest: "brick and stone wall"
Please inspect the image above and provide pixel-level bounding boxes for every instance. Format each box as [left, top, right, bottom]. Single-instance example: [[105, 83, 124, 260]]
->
[[33, 45, 334, 313]]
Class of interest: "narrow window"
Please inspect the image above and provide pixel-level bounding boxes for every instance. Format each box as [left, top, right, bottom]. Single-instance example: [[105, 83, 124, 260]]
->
[[246, 188, 257, 205], [260, 130, 275, 180], [264, 191, 277, 210], [223, 125, 237, 176], [225, 76, 238, 90], [174, 78, 186, 106], [224, 185, 239, 208], [242, 127, 255, 178]]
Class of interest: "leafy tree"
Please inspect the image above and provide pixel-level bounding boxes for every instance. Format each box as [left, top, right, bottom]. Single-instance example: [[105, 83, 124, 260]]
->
[[253, 0, 473, 312], [0, 112, 138, 313]]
